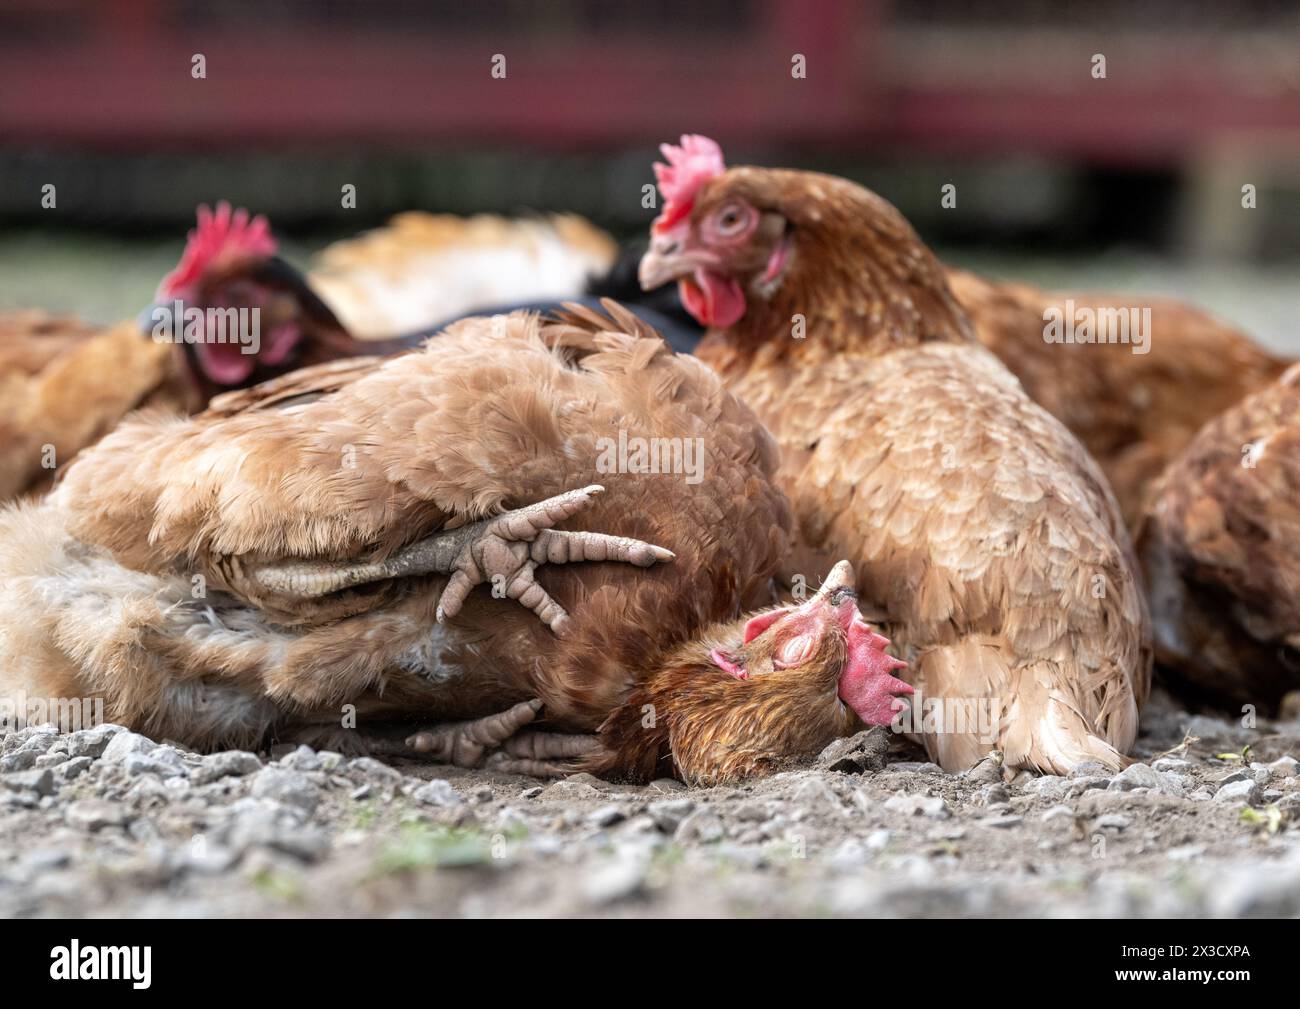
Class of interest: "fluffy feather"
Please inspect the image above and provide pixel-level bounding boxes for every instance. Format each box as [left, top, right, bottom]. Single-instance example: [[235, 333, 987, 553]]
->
[[1139, 362, 1300, 711]]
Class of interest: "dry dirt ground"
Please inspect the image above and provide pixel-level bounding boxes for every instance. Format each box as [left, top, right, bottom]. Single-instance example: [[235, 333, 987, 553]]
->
[[2, 688, 1298, 919]]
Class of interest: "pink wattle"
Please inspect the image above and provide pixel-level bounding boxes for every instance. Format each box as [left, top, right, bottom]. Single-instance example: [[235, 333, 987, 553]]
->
[[194, 340, 255, 386], [838, 619, 912, 727], [679, 270, 746, 328]]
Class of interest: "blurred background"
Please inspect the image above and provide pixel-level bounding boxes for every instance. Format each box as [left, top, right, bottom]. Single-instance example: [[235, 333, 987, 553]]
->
[[1, 0, 1298, 346]]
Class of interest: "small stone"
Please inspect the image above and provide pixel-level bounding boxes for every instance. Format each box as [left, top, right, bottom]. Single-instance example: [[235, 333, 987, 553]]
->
[[977, 783, 1012, 806], [349, 784, 372, 801], [317, 751, 343, 772], [981, 814, 1023, 829], [1214, 779, 1260, 805], [648, 778, 685, 793], [0, 750, 37, 773], [538, 778, 601, 802], [815, 728, 889, 774], [648, 798, 695, 834], [278, 745, 321, 772], [412, 780, 463, 808], [1066, 776, 1109, 797], [861, 829, 891, 852], [250, 768, 320, 813], [122, 748, 187, 779], [54, 756, 93, 781], [1069, 760, 1111, 779], [887, 761, 946, 775], [588, 804, 626, 828], [884, 792, 951, 819], [64, 723, 125, 759], [675, 808, 724, 843], [3, 768, 54, 797], [65, 799, 129, 831], [222, 799, 329, 862], [100, 731, 157, 763], [192, 750, 263, 785], [1167, 843, 1206, 861], [16, 728, 58, 755], [1258, 756, 1298, 778], [1020, 776, 1066, 798], [1108, 763, 1161, 791], [961, 751, 1004, 784], [582, 851, 648, 905], [1216, 769, 1248, 786], [1152, 757, 1195, 772], [792, 775, 844, 810], [1041, 805, 1076, 824], [18, 849, 71, 874], [1094, 813, 1130, 831], [519, 786, 543, 800], [34, 752, 69, 769], [347, 757, 403, 785], [126, 776, 171, 805]]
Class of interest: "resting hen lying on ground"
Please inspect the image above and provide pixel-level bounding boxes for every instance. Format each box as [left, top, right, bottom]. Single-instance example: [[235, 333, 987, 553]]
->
[[0, 305, 913, 786], [639, 136, 1151, 774], [1139, 362, 1300, 713], [0, 204, 417, 502], [948, 269, 1291, 529]]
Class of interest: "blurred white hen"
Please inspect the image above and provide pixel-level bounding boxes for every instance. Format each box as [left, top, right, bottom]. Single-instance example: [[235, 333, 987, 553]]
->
[[307, 212, 618, 340]]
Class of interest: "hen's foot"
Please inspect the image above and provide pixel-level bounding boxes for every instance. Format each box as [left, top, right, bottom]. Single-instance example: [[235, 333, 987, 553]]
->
[[231, 484, 673, 635], [484, 731, 605, 777], [434, 485, 673, 635], [405, 699, 543, 767]]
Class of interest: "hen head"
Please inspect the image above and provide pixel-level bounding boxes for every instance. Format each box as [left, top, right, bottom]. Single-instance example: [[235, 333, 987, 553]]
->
[[146, 202, 349, 402], [638, 134, 958, 339], [604, 559, 912, 787], [708, 559, 913, 728]]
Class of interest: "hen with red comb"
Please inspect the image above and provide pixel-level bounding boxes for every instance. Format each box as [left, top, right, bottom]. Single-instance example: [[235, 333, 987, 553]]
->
[[652, 134, 726, 233], [637, 139, 1151, 776], [158, 202, 277, 301]]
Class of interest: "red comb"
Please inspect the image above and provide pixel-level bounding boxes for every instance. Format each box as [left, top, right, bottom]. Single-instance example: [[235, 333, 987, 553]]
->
[[652, 134, 726, 233], [158, 201, 277, 298]]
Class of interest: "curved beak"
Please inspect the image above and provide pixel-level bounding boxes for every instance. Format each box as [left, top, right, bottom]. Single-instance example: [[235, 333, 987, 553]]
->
[[638, 228, 695, 291], [811, 560, 856, 605]]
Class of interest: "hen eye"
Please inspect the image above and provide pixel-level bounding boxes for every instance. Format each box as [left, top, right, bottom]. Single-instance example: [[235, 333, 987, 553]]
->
[[774, 633, 815, 669], [714, 204, 749, 236]]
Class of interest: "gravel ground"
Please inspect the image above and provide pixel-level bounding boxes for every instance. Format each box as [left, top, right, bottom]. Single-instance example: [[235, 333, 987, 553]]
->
[[2, 689, 1298, 918], [2, 237, 1297, 918]]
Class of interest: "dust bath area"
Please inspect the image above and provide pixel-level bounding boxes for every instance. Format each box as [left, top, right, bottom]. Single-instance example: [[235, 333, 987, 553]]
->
[[2, 689, 1297, 918]]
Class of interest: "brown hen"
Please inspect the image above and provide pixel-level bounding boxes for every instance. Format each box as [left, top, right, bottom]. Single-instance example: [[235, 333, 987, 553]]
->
[[1139, 362, 1300, 713], [0, 306, 913, 785], [639, 136, 1151, 774], [0, 204, 415, 503], [948, 268, 1291, 529]]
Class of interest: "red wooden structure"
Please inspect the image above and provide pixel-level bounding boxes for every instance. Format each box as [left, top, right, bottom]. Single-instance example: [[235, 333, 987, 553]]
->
[[1, 1, 1297, 165]]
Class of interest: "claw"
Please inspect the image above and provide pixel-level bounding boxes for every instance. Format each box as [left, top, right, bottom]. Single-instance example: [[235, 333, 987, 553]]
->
[[406, 699, 543, 766], [436, 484, 675, 634], [228, 483, 675, 635]]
